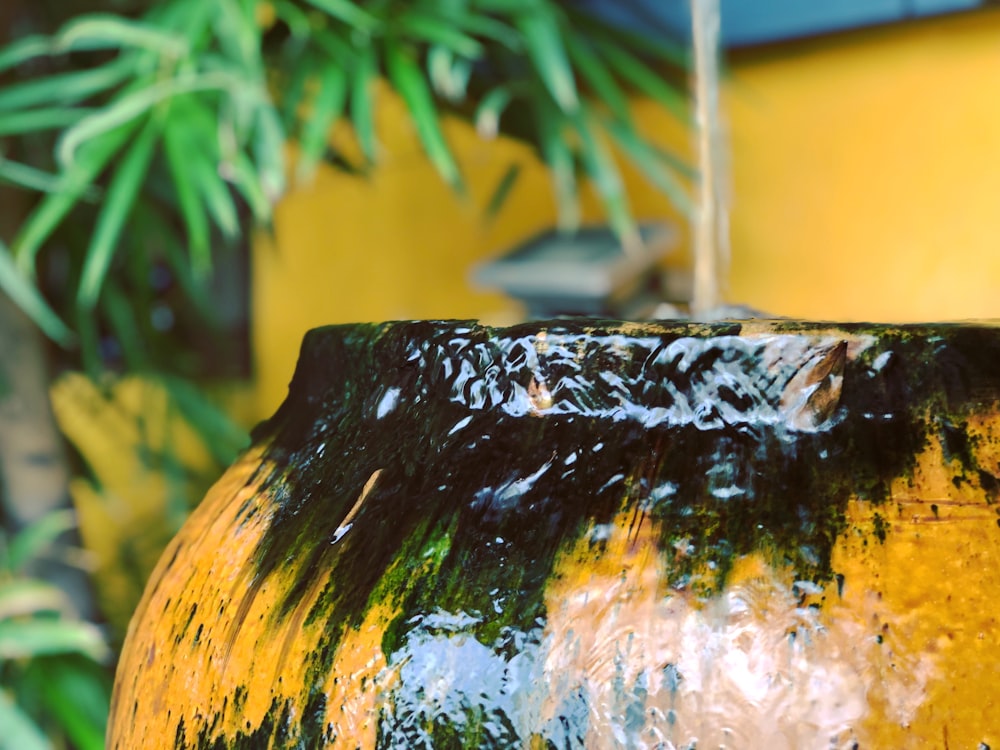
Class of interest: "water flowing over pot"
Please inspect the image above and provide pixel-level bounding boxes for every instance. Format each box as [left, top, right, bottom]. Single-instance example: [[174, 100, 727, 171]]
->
[[110, 319, 1000, 749]]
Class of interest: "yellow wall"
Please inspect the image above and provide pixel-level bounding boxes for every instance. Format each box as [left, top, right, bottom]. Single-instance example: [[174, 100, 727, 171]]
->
[[726, 9, 1000, 321], [253, 9, 1000, 418]]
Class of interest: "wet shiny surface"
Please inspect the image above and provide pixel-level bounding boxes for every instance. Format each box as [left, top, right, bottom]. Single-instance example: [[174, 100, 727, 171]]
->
[[110, 320, 1000, 748]]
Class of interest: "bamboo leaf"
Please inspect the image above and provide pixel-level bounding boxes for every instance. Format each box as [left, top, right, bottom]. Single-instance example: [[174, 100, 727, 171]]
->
[[350, 44, 378, 163], [13, 121, 137, 271], [7, 510, 78, 572], [159, 375, 249, 466], [594, 38, 689, 122], [450, 12, 521, 49], [56, 72, 233, 168], [564, 35, 630, 123], [162, 116, 210, 266], [0, 618, 109, 662], [213, 0, 262, 71], [190, 152, 241, 245], [272, 0, 312, 39], [77, 118, 160, 311], [474, 85, 514, 139], [100, 280, 146, 369], [281, 56, 312, 126], [0, 580, 70, 620], [534, 104, 578, 232], [0, 35, 50, 74], [54, 14, 188, 57], [602, 114, 693, 215], [0, 61, 132, 112], [231, 151, 271, 224], [300, 0, 380, 33], [471, 0, 536, 12], [485, 162, 521, 220], [0, 240, 73, 345], [397, 12, 483, 59], [0, 692, 51, 750], [296, 57, 348, 182], [385, 40, 462, 191], [516, 8, 578, 113], [0, 109, 94, 138], [253, 106, 287, 202], [33, 658, 109, 750], [564, 5, 689, 68], [0, 156, 98, 198], [573, 113, 637, 246]]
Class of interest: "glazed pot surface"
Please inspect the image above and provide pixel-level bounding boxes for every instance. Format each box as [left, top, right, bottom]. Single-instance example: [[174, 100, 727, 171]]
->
[[110, 319, 1000, 749]]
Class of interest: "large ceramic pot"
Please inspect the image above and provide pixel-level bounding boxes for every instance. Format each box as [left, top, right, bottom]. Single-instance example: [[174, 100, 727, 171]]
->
[[109, 319, 1000, 749]]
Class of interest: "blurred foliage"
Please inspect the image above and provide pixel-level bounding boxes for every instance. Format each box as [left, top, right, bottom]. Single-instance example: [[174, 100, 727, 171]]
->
[[0, 0, 690, 363], [0, 512, 111, 750], [50, 372, 248, 636]]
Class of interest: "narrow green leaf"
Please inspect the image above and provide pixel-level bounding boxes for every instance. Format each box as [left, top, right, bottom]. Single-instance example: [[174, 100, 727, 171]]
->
[[602, 115, 693, 215], [385, 40, 462, 190], [350, 45, 378, 163], [0, 619, 109, 662], [100, 280, 146, 369], [272, 0, 313, 39], [0, 109, 93, 137], [159, 375, 249, 466], [33, 657, 109, 750], [55, 14, 188, 57], [13, 120, 137, 271], [594, 38, 689, 122], [253, 106, 287, 203], [213, 0, 262, 70], [56, 71, 232, 168], [159, 224, 214, 317], [231, 151, 271, 224], [7, 510, 77, 572], [0, 35, 50, 75], [170, 0, 216, 48], [190, 152, 241, 244], [0, 692, 51, 750], [0, 580, 70, 620], [429, 45, 473, 103], [74, 307, 102, 377], [562, 5, 688, 68], [281, 56, 313, 126], [573, 113, 637, 246], [300, 0, 380, 33], [484, 162, 521, 220], [534, 105, 578, 232], [0, 61, 132, 112], [398, 12, 483, 59], [297, 57, 347, 182], [516, 8, 578, 113], [0, 156, 98, 199], [77, 118, 160, 310], [0, 240, 73, 346], [471, 0, 536, 12], [564, 35, 630, 123], [450, 12, 521, 49], [162, 117, 210, 265], [474, 85, 514, 139]]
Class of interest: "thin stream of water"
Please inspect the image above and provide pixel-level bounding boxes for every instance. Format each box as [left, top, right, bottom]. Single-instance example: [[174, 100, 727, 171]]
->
[[691, 0, 730, 315]]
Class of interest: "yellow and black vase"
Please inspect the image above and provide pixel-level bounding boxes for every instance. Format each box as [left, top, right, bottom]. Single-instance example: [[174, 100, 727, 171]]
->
[[110, 320, 1000, 748]]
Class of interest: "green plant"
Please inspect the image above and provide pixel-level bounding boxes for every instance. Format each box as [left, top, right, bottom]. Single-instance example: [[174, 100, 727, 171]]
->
[[0, 0, 690, 365], [0, 511, 110, 750]]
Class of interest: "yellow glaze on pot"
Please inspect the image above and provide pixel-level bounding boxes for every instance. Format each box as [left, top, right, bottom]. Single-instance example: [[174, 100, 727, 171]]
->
[[109, 320, 1000, 749]]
